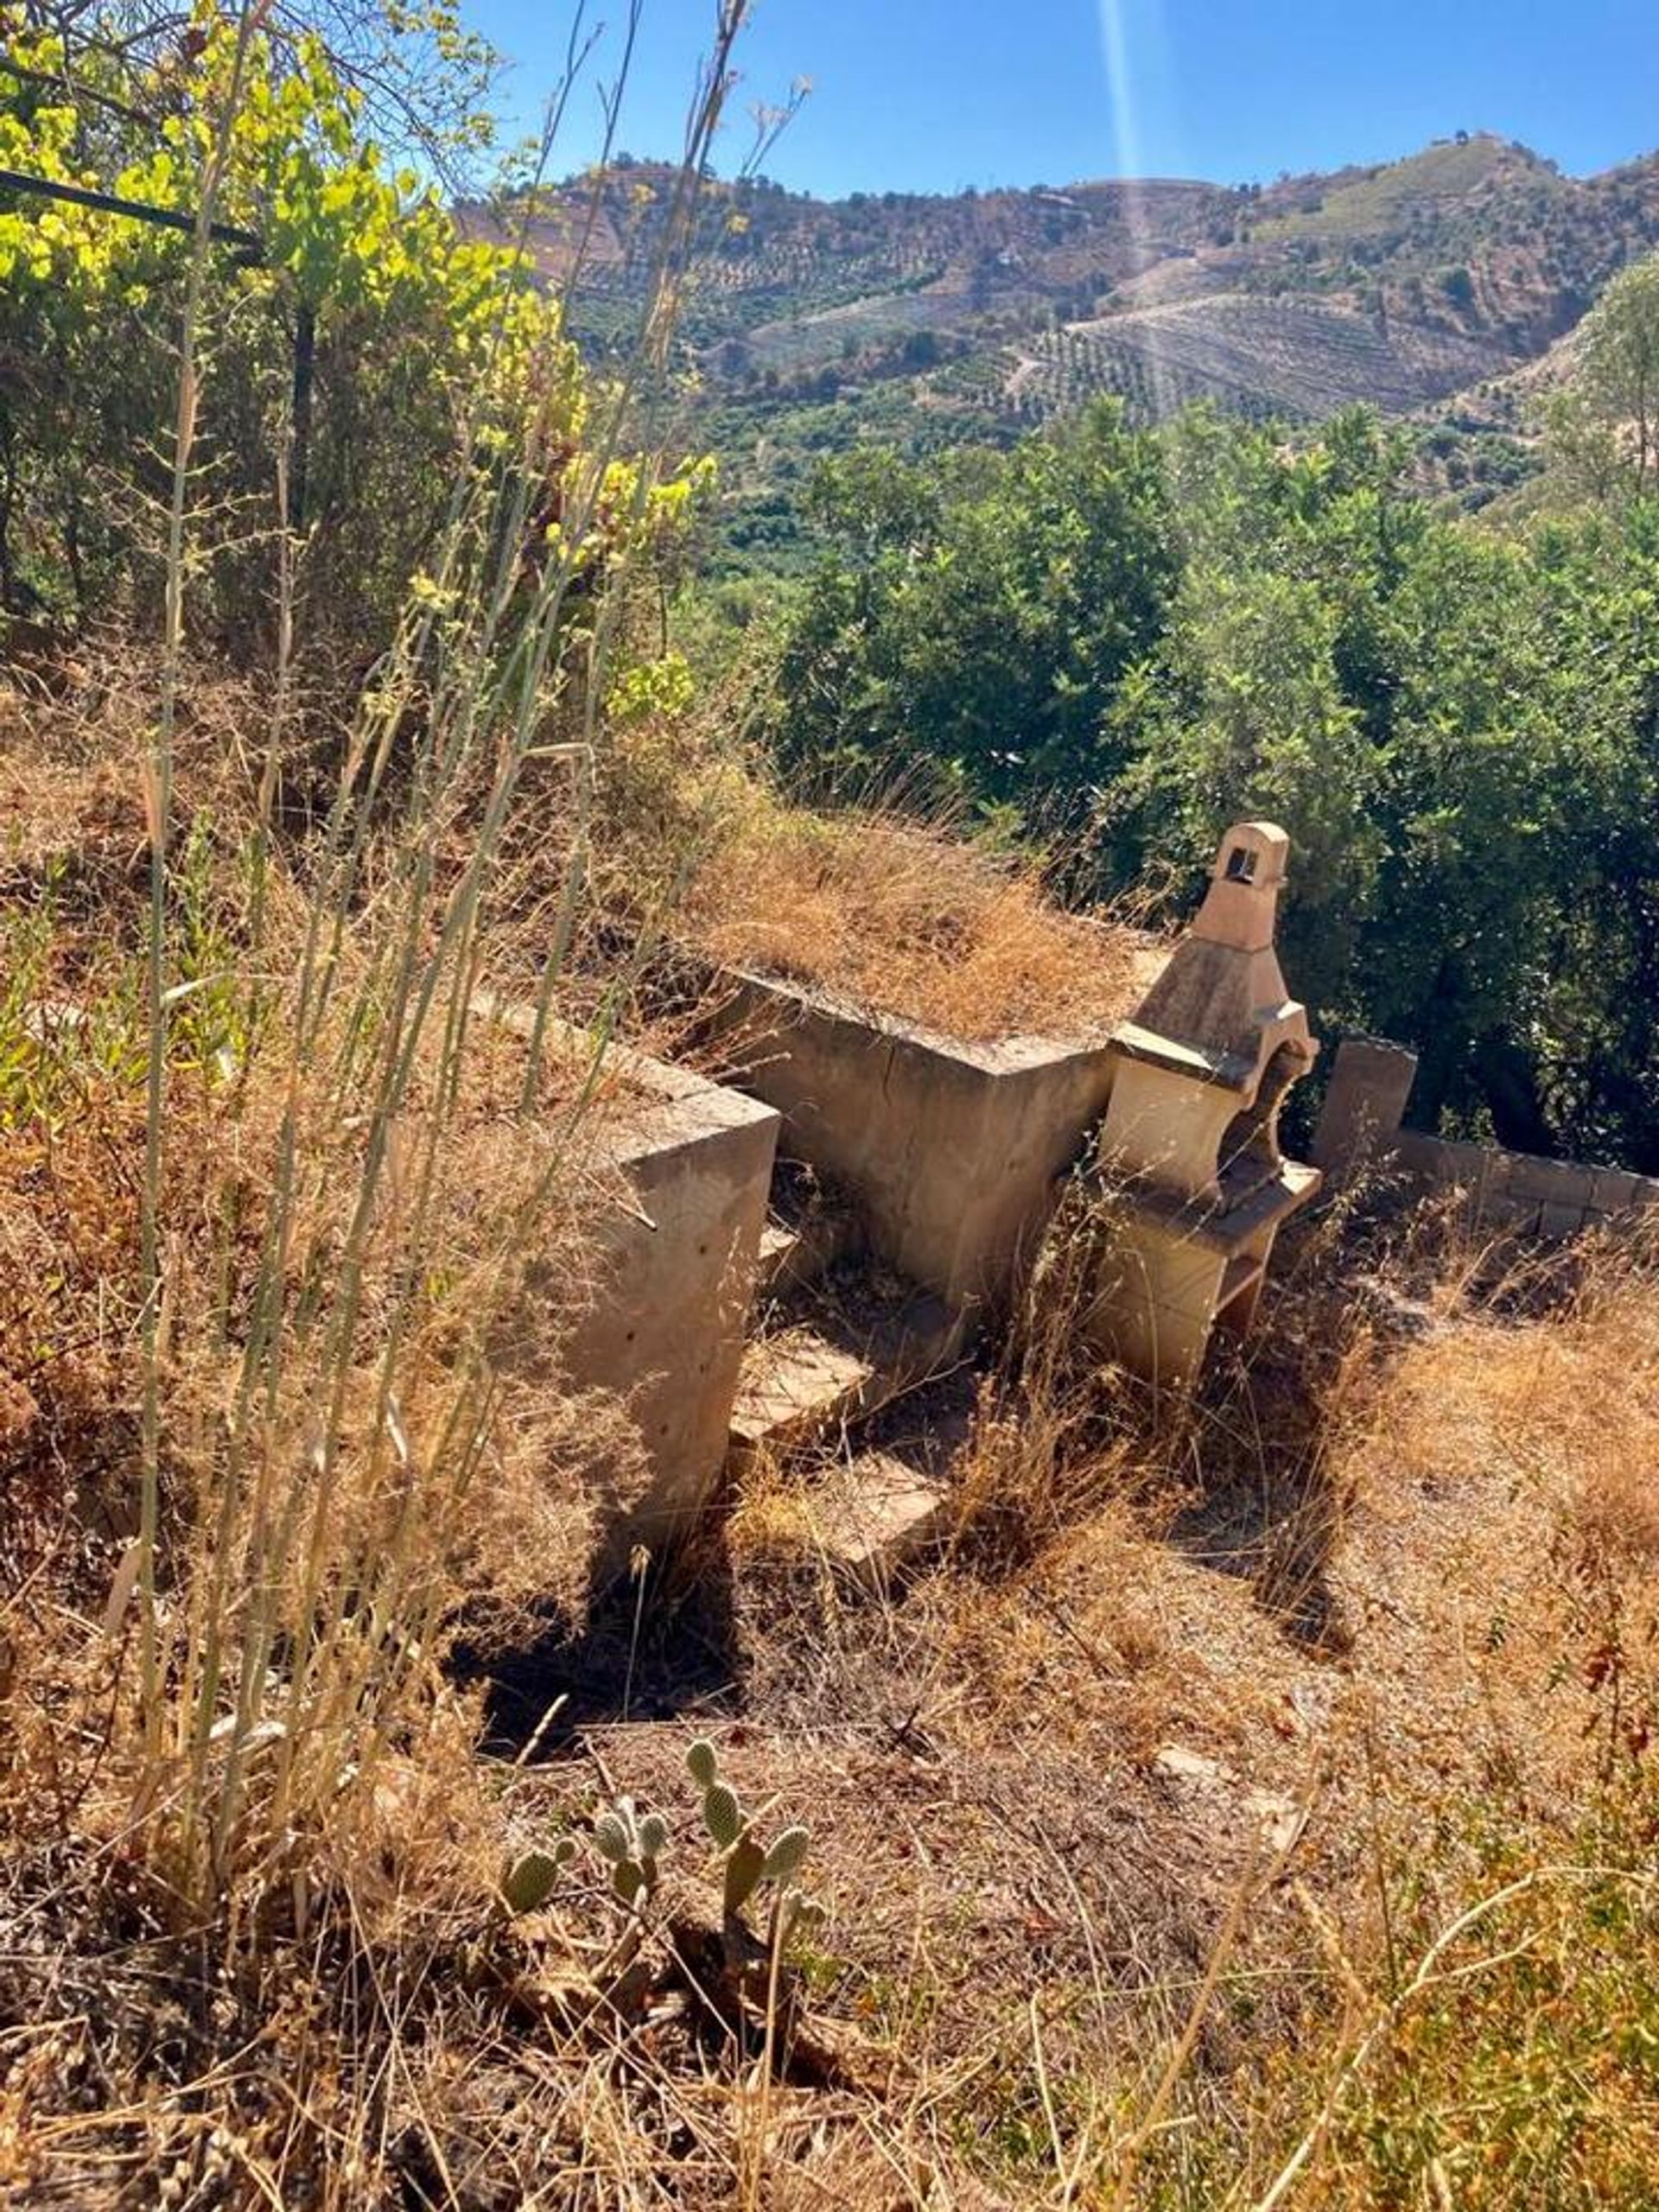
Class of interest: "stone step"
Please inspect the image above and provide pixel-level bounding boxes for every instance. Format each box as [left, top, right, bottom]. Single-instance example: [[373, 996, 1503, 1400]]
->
[[728, 1288, 960, 1471], [817, 1391, 976, 1593], [728, 1327, 874, 1465], [822, 1450, 955, 1594], [754, 1209, 861, 1305]]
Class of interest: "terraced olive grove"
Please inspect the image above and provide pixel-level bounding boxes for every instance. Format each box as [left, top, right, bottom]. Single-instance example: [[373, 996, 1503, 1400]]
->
[[1005, 294, 1516, 425], [467, 133, 1659, 569]]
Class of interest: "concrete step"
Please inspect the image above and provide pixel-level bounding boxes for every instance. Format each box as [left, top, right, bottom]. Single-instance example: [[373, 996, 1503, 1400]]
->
[[755, 1165, 862, 1306], [729, 1327, 874, 1465], [823, 1393, 975, 1592], [822, 1451, 955, 1594], [728, 1287, 961, 1471]]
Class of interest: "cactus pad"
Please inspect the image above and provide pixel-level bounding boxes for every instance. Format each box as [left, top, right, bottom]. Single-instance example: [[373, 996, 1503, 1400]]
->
[[761, 1825, 810, 1885], [593, 1810, 632, 1864], [500, 1849, 562, 1916], [702, 1780, 742, 1849]]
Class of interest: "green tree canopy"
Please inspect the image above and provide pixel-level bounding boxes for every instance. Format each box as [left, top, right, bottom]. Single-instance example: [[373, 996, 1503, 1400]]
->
[[760, 397, 1659, 1168]]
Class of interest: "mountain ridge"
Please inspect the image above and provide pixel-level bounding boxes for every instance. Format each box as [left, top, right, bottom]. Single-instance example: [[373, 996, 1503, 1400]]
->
[[465, 130, 1659, 560]]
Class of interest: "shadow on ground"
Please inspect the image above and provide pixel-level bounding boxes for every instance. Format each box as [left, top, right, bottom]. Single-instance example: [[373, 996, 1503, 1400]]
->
[[1160, 1306, 1357, 1656], [455, 1531, 747, 1759]]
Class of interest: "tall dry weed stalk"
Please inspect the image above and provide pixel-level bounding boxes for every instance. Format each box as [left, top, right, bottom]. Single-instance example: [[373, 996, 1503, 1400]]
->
[[119, 1, 766, 1910], [138, 0, 270, 1769], [949, 1177, 1148, 1562]]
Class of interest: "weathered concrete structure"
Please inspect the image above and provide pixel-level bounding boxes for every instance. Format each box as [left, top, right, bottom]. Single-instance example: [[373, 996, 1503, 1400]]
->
[[480, 1003, 779, 1562], [1087, 823, 1321, 1389], [709, 972, 1121, 1319], [1313, 1036, 1659, 1240], [1309, 1035, 1420, 1183]]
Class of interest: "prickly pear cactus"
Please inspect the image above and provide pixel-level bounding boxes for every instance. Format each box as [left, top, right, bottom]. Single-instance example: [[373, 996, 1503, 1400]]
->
[[500, 1834, 576, 1916], [593, 1810, 632, 1865], [779, 1885, 827, 1942], [723, 1834, 766, 1920], [702, 1780, 742, 1850], [685, 1737, 821, 1942], [761, 1825, 810, 1885], [590, 1794, 668, 1913]]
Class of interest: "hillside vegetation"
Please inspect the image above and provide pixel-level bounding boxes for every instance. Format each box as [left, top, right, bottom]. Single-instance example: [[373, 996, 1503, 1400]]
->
[[758, 392, 1659, 1173], [468, 132, 1659, 566], [4, 8, 1659, 2208]]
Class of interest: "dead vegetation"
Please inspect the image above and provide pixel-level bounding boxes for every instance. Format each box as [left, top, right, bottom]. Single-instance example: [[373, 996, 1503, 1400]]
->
[[677, 1203, 1659, 2206], [4, 630, 1659, 2206], [682, 796, 1157, 1043], [5, 639, 1659, 2205]]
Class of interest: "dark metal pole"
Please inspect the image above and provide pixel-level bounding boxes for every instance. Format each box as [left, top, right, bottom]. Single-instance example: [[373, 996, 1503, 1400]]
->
[[0, 166, 264, 260]]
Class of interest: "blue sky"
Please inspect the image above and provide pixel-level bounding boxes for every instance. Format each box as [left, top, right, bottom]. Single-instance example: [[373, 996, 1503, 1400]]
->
[[462, 0, 1659, 199]]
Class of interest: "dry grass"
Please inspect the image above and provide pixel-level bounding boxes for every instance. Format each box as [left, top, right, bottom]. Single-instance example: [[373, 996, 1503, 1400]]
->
[[1385, 1228, 1659, 1574], [8, 1087, 1659, 2202], [6, 656, 1659, 2206], [687, 1206, 1659, 2205], [683, 796, 1160, 1042]]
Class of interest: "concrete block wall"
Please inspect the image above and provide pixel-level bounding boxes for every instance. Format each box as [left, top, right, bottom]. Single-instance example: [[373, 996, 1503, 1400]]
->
[[706, 970, 1120, 1318], [478, 1001, 779, 1567], [1313, 1037, 1659, 1240]]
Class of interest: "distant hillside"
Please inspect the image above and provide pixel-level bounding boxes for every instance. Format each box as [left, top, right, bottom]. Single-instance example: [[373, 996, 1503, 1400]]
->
[[464, 133, 1659, 565]]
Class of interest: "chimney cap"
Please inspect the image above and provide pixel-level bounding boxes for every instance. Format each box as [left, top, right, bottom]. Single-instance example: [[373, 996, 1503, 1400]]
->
[[1209, 821, 1289, 889]]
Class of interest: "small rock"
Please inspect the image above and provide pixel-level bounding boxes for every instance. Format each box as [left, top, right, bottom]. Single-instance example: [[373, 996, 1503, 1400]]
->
[[1153, 1744, 1223, 1783], [1244, 1789, 1306, 1858]]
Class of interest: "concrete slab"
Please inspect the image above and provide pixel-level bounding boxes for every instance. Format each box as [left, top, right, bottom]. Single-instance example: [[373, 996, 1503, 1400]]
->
[[820, 1451, 954, 1595], [729, 1330, 874, 1465], [1311, 1031, 1659, 1249], [728, 1288, 959, 1471], [1436, 1140, 1496, 1195], [1476, 1192, 1543, 1232], [1589, 1168, 1644, 1219], [1311, 1036, 1419, 1178], [1537, 1200, 1589, 1242], [1505, 1153, 1594, 1207], [1392, 1129, 1489, 1203], [753, 1188, 861, 1306], [1390, 1128, 1448, 1179]]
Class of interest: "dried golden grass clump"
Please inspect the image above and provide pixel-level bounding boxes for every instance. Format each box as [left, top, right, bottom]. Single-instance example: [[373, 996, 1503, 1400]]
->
[[1539, 1245, 1659, 1569], [2, 658, 270, 842], [1356, 1234, 1659, 1570], [686, 801, 1158, 1042]]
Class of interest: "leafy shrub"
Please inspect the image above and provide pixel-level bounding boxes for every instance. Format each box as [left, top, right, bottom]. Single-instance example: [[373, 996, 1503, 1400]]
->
[[0, 25, 696, 667]]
